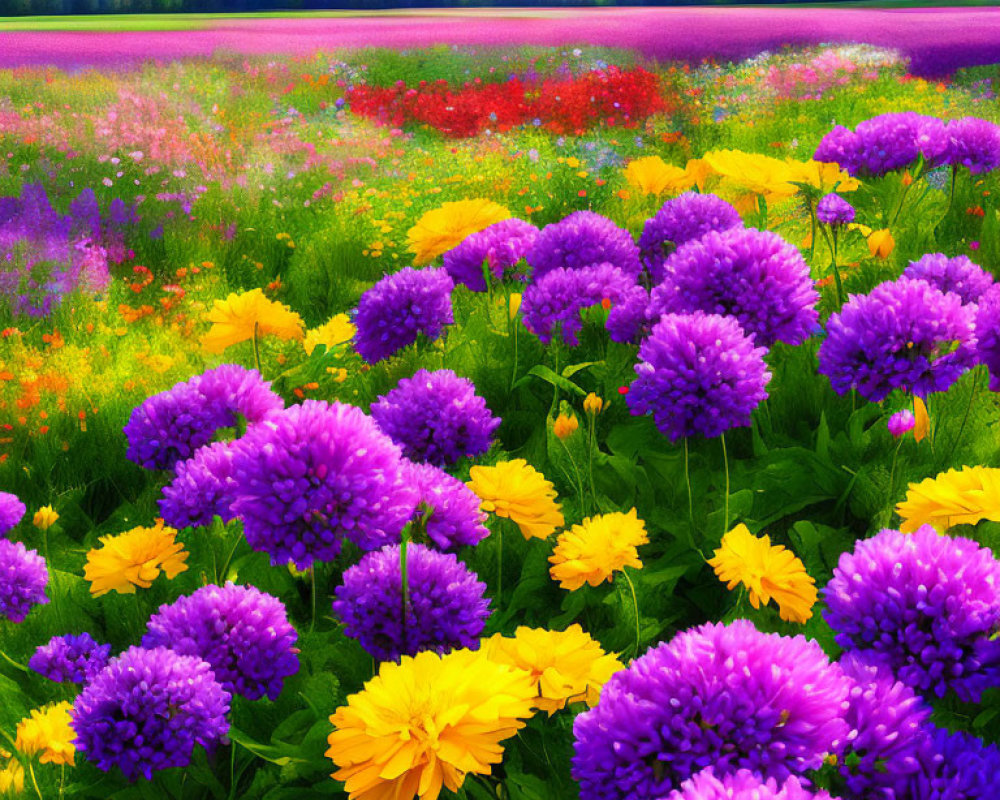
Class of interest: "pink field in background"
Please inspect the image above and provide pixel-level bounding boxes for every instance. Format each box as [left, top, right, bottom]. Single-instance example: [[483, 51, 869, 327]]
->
[[1, 7, 999, 76]]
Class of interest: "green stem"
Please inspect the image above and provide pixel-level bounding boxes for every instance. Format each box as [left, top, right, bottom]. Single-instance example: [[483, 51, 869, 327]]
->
[[587, 414, 599, 511], [887, 436, 904, 507], [720, 433, 730, 536], [400, 529, 410, 653], [28, 762, 43, 800], [0, 649, 27, 673], [888, 176, 913, 228], [683, 438, 695, 533], [620, 568, 641, 659], [495, 524, 504, 610], [252, 321, 262, 376], [942, 370, 980, 467], [309, 566, 318, 634], [217, 522, 243, 585], [808, 198, 817, 264]]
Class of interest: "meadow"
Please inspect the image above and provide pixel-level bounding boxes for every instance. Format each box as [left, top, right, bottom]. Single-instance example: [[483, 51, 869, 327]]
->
[[1, 35, 1000, 799]]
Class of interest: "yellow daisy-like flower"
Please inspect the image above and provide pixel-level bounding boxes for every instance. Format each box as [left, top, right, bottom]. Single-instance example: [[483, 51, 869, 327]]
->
[[15, 702, 75, 766], [623, 156, 693, 196], [702, 149, 800, 200], [406, 198, 511, 266], [201, 288, 305, 354], [708, 524, 817, 624], [785, 159, 860, 193], [0, 759, 23, 795], [549, 509, 649, 591], [304, 312, 355, 357], [32, 505, 59, 531], [896, 466, 1000, 533], [467, 459, 564, 540], [867, 228, 895, 259], [483, 625, 623, 715], [327, 648, 535, 800], [83, 520, 189, 597]]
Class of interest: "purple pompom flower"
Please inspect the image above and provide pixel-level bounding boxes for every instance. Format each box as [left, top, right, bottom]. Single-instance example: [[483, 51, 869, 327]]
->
[[627, 312, 770, 442], [903, 253, 994, 306], [527, 211, 642, 281], [905, 726, 1000, 799], [818, 277, 976, 402], [946, 117, 1000, 174], [571, 620, 851, 799], [371, 369, 500, 466], [353, 267, 454, 363], [639, 192, 743, 285], [814, 113, 948, 177], [143, 583, 299, 701], [605, 282, 651, 345], [888, 410, 916, 437], [975, 283, 1000, 390], [229, 400, 415, 568], [72, 646, 230, 782], [29, 633, 111, 684], [816, 193, 856, 226], [159, 441, 238, 529], [404, 461, 489, 550], [332, 542, 490, 663], [666, 769, 836, 800], [124, 364, 283, 471], [443, 218, 539, 291], [0, 492, 25, 536], [824, 526, 1000, 703], [648, 227, 818, 347], [0, 539, 48, 622]]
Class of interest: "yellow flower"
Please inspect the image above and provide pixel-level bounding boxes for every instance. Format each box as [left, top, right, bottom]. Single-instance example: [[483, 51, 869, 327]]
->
[[0, 760, 23, 795], [702, 149, 800, 200], [583, 392, 604, 416], [786, 159, 860, 193], [868, 228, 895, 259], [483, 625, 623, 715], [327, 648, 535, 800], [201, 288, 304, 354], [32, 505, 58, 531], [406, 198, 511, 266], [708, 524, 817, 623], [15, 702, 75, 766], [623, 156, 692, 196], [549, 509, 648, 590], [896, 466, 1000, 533], [508, 293, 522, 319], [913, 396, 930, 443], [304, 313, 355, 356], [83, 520, 189, 597], [553, 413, 579, 440], [467, 459, 564, 540]]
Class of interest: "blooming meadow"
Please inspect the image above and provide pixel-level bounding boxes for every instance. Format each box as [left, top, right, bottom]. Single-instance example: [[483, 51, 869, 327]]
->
[[2, 38, 1000, 799]]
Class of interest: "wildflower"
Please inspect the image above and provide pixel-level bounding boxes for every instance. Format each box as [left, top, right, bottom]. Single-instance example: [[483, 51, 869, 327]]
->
[[945, 116, 1000, 174], [867, 228, 895, 258], [888, 409, 916, 437], [0, 760, 23, 795], [32, 505, 58, 531], [159, 441, 238, 529], [549, 509, 648, 590], [201, 288, 304, 353], [483, 625, 623, 714], [623, 156, 693, 196], [895, 465, 1000, 533], [407, 198, 511, 266], [702, 149, 801, 201], [15, 702, 75, 765], [814, 113, 948, 177], [443, 218, 538, 291], [903, 252, 994, 305], [528, 211, 642, 281], [976, 283, 1000, 389], [303, 312, 355, 356], [0, 540, 48, 622], [583, 393, 604, 416], [815, 193, 855, 225], [29, 633, 111, 684], [667, 769, 835, 800], [905, 726, 1000, 798], [327, 648, 535, 800], [403, 461, 489, 551], [509, 292, 522, 318], [554, 412, 579, 440], [0, 492, 25, 536], [83, 520, 188, 597], [467, 459, 564, 540], [913, 396, 930, 442]]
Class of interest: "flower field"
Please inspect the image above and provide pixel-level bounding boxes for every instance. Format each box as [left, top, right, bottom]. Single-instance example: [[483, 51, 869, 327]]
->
[[3, 36, 1000, 799]]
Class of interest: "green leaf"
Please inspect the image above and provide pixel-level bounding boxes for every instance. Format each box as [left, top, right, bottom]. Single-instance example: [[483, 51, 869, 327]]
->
[[513, 365, 586, 397]]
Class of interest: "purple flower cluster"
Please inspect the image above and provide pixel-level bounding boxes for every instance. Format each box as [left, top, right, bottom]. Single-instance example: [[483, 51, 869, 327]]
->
[[0, 539, 48, 622], [527, 211, 642, 281], [159, 441, 238, 529], [229, 400, 415, 568], [813, 113, 948, 177], [639, 193, 742, 284], [403, 461, 490, 550], [571, 620, 851, 799], [443, 218, 539, 291], [648, 227, 818, 347], [818, 277, 976, 402], [824, 526, 1000, 703], [975, 284, 1000, 390], [353, 266, 454, 363], [905, 726, 1000, 799], [945, 117, 1000, 174], [143, 583, 299, 701], [627, 312, 770, 441], [816, 193, 855, 226], [124, 364, 283, 470], [666, 769, 835, 800], [72, 646, 231, 782], [371, 369, 500, 466], [29, 633, 111, 684], [332, 542, 490, 662], [0, 491, 25, 536], [903, 253, 994, 306]]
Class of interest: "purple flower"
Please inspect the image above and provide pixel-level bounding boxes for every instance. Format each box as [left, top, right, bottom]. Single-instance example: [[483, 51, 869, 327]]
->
[[124, 365, 283, 471], [371, 369, 500, 466], [229, 400, 416, 569], [527, 211, 642, 281], [627, 312, 770, 442], [905, 726, 1000, 799], [159, 441, 238, 529], [818, 277, 976, 402], [946, 117, 1000, 174], [72, 646, 230, 782], [888, 410, 916, 437], [648, 227, 818, 347], [443, 218, 539, 291], [571, 620, 851, 799], [606, 283, 651, 345], [816, 193, 856, 226], [975, 283, 1000, 390], [824, 526, 1000, 703], [639, 193, 742, 285], [0, 539, 48, 622], [903, 253, 994, 305], [353, 267, 454, 363], [666, 769, 836, 800], [814, 113, 949, 177], [403, 461, 489, 551], [28, 633, 111, 684], [0, 492, 25, 536], [332, 542, 490, 662], [143, 583, 299, 701]]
